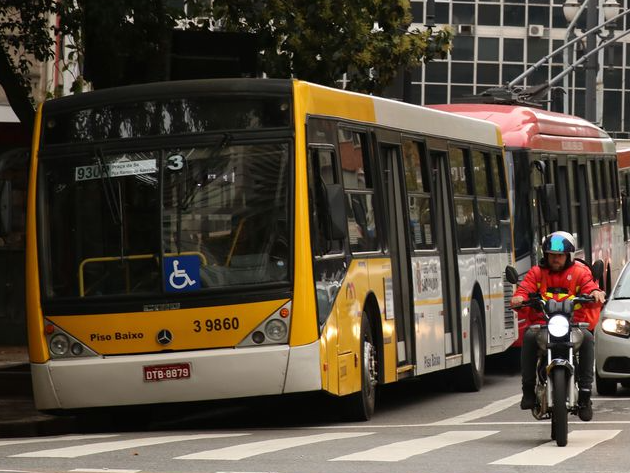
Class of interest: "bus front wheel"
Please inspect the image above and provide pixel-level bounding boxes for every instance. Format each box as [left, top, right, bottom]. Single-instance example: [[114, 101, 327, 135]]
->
[[344, 313, 377, 421]]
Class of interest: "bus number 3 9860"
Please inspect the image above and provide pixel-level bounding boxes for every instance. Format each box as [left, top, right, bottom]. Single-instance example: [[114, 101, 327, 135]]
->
[[193, 317, 240, 333]]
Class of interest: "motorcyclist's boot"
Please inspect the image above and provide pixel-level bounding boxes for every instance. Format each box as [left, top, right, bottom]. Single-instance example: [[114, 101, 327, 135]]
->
[[520, 384, 536, 410], [578, 388, 593, 421]]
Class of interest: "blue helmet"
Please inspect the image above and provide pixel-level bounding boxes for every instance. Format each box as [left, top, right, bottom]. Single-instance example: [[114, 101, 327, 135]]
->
[[542, 231, 576, 256]]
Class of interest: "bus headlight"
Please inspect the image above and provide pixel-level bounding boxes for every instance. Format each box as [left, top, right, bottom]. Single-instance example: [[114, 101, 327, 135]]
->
[[548, 315, 570, 337], [71, 343, 84, 355], [601, 318, 630, 338], [237, 302, 292, 347], [265, 319, 288, 342], [50, 334, 70, 356]]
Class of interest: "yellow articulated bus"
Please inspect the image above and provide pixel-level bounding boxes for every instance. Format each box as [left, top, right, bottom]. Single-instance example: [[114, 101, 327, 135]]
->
[[25, 79, 516, 420]]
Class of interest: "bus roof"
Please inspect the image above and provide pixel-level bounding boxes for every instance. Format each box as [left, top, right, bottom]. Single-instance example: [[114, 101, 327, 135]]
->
[[428, 103, 615, 154], [40, 78, 503, 151], [295, 81, 502, 148]]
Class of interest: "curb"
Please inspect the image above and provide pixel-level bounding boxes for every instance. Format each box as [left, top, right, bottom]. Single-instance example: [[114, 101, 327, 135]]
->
[[0, 396, 78, 438], [0, 363, 77, 438], [0, 414, 78, 438], [0, 364, 33, 397]]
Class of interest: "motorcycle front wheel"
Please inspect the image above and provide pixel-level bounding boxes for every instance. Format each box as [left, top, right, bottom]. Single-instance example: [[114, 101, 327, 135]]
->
[[551, 369, 569, 447]]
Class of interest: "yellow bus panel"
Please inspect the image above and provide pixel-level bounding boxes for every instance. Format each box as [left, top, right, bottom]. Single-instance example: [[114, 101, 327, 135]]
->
[[46, 299, 289, 356]]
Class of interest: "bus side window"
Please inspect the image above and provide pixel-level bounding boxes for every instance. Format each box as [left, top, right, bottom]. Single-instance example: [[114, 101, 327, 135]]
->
[[623, 172, 630, 241], [307, 147, 344, 256], [450, 147, 478, 249], [338, 129, 379, 253], [472, 149, 499, 248], [597, 157, 612, 223], [568, 161, 583, 249], [606, 159, 619, 221], [492, 153, 511, 250], [402, 140, 434, 249], [587, 160, 600, 225]]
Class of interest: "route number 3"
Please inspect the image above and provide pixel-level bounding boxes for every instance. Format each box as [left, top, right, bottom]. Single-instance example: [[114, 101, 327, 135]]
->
[[167, 154, 185, 171]]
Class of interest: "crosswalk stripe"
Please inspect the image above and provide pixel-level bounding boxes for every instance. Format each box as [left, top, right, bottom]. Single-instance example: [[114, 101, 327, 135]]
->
[[176, 432, 374, 460], [0, 435, 117, 448], [429, 394, 521, 425], [330, 430, 499, 462], [70, 469, 141, 473], [10, 434, 248, 458], [490, 430, 621, 465]]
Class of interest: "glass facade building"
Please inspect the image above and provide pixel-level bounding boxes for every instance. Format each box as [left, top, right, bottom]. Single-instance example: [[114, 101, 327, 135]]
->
[[397, 0, 630, 137]]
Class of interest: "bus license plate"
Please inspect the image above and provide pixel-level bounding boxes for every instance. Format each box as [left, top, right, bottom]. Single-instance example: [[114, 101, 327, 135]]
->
[[143, 363, 191, 382]]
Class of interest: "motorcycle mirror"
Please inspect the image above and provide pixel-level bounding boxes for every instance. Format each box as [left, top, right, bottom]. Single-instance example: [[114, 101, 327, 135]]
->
[[505, 265, 519, 284], [591, 259, 604, 282]]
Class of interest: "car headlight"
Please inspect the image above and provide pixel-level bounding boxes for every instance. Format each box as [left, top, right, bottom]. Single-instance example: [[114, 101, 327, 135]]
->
[[548, 315, 570, 337], [601, 318, 630, 338]]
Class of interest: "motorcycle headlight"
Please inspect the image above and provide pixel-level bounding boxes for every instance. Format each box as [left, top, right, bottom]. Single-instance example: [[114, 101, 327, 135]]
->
[[548, 315, 570, 337], [601, 318, 630, 338]]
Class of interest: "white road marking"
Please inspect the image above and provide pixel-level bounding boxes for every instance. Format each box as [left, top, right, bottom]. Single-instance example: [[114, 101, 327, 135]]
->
[[306, 395, 630, 429], [11, 433, 247, 458], [70, 469, 141, 473], [491, 429, 621, 465], [307, 419, 630, 428], [176, 432, 374, 460], [330, 430, 499, 462], [0, 470, 43, 473], [0, 435, 117, 447], [429, 394, 521, 425]]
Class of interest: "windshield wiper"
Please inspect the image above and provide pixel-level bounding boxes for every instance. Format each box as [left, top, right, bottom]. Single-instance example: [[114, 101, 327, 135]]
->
[[97, 148, 122, 224], [96, 147, 125, 260], [179, 133, 232, 210]]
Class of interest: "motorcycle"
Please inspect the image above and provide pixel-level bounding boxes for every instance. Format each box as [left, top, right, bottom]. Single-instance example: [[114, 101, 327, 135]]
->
[[505, 262, 603, 447]]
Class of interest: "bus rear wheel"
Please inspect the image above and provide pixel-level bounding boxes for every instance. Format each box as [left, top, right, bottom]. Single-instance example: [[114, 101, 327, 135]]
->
[[344, 313, 377, 421], [457, 299, 485, 392]]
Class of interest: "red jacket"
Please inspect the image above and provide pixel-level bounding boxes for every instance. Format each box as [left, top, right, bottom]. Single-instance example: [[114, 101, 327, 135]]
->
[[514, 260, 602, 330]]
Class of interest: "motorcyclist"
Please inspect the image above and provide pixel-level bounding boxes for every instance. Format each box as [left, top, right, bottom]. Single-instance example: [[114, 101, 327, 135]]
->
[[510, 231, 606, 421]]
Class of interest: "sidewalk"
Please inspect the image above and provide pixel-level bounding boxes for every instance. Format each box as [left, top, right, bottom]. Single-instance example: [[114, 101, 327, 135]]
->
[[0, 346, 77, 437]]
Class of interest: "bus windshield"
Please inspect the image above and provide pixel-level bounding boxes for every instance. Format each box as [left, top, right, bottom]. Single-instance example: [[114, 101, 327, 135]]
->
[[40, 141, 291, 299]]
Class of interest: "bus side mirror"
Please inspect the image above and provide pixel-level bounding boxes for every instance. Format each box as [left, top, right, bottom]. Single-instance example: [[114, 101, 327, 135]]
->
[[591, 259, 604, 283], [539, 183, 558, 223], [505, 265, 519, 285], [0, 180, 11, 237], [325, 183, 346, 241]]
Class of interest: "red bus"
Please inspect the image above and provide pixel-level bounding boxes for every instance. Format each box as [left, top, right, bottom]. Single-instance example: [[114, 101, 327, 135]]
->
[[616, 143, 630, 260], [430, 104, 624, 346]]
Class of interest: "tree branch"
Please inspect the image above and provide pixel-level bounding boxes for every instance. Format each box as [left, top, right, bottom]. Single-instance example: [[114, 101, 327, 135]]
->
[[0, 45, 35, 130]]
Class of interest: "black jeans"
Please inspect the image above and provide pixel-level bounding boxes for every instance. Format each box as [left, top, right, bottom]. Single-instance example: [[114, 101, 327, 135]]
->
[[521, 326, 594, 390]]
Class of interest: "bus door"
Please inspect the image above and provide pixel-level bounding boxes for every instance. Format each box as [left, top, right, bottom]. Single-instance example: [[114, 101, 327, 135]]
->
[[429, 147, 461, 357], [380, 142, 414, 368]]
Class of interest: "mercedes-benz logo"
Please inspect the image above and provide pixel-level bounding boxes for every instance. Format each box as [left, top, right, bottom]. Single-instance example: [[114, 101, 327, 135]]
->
[[156, 329, 173, 345]]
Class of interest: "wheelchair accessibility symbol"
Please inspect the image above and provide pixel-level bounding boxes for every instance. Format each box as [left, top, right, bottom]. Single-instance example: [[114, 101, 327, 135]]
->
[[164, 255, 200, 292]]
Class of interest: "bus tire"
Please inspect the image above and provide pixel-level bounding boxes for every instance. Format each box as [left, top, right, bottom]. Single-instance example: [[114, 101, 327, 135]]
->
[[457, 299, 485, 392], [344, 313, 377, 421]]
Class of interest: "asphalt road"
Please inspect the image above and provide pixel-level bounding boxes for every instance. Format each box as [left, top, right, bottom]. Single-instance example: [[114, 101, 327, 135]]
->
[[1, 355, 629, 473]]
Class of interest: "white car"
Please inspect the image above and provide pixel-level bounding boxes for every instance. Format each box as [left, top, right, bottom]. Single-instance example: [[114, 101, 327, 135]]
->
[[595, 262, 630, 395]]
